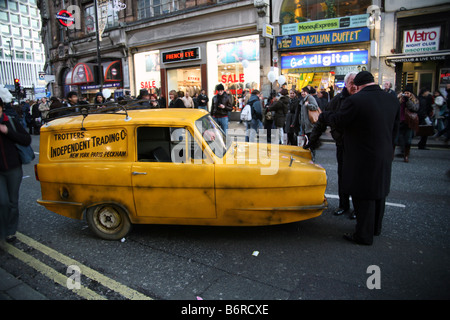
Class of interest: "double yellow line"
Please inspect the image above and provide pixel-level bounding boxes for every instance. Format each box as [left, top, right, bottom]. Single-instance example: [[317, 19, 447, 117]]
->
[[2, 232, 153, 300]]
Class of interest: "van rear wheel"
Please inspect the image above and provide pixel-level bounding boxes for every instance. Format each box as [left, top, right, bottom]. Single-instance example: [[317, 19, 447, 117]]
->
[[86, 205, 131, 240]]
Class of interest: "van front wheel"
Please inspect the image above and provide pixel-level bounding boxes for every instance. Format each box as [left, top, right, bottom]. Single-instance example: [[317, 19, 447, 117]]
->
[[86, 205, 131, 240]]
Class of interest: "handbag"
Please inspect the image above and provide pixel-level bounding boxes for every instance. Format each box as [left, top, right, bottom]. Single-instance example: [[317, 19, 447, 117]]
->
[[404, 108, 419, 132], [308, 107, 322, 124], [417, 125, 434, 137], [9, 117, 35, 165]]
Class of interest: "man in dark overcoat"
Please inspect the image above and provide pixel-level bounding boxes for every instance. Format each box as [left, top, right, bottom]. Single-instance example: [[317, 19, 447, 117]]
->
[[320, 71, 400, 245]]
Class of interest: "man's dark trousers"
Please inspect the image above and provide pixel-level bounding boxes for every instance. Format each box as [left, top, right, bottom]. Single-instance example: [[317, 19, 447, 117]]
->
[[352, 198, 386, 245]]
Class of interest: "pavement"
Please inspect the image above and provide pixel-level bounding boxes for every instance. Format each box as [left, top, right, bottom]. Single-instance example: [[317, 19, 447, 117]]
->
[[0, 120, 447, 301], [0, 266, 48, 300]]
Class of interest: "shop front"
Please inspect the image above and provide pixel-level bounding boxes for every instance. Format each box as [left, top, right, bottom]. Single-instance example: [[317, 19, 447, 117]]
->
[[133, 34, 261, 112], [386, 8, 450, 95], [64, 60, 124, 102], [275, 0, 373, 95], [277, 24, 371, 94], [207, 35, 260, 112]]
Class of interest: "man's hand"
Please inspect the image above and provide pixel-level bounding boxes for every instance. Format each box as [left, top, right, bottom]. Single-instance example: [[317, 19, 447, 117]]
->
[[0, 124, 8, 135]]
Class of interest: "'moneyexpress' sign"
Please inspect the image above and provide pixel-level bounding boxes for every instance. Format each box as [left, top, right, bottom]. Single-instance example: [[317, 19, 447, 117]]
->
[[49, 129, 128, 160], [281, 14, 369, 35]]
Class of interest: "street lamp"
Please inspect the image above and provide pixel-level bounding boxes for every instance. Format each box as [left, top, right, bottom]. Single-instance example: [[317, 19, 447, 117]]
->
[[94, 0, 103, 92]]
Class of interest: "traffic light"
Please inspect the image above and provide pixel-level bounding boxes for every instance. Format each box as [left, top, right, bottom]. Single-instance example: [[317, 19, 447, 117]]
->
[[14, 78, 20, 92]]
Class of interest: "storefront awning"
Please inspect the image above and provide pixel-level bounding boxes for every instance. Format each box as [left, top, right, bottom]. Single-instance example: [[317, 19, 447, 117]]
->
[[65, 63, 95, 85], [104, 60, 122, 82], [385, 50, 450, 63], [65, 61, 122, 86]]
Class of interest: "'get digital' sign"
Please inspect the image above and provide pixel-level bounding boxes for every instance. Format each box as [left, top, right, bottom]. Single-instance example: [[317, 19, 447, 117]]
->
[[281, 50, 368, 69]]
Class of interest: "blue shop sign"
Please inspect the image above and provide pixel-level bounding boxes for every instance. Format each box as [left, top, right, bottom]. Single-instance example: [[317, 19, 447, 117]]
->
[[277, 27, 370, 50], [281, 50, 369, 69]]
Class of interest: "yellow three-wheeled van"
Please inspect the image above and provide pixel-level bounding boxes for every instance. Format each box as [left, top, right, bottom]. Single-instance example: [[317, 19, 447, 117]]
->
[[36, 107, 327, 240]]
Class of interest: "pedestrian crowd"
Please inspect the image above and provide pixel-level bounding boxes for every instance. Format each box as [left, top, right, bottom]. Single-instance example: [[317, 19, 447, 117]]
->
[[1, 73, 449, 247]]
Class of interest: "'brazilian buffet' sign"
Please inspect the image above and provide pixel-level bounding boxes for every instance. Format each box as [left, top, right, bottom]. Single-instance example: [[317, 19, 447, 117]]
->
[[277, 27, 370, 50]]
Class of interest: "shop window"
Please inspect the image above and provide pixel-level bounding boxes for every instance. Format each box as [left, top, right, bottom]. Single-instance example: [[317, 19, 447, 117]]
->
[[135, 50, 162, 97], [207, 35, 260, 111], [167, 67, 202, 98], [280, 0, 371, 24]]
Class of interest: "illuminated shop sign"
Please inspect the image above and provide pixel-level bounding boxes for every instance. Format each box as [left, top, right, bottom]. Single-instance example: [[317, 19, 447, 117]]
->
[[277, 28, 370, 50], [162, 47, 201, 64], [282, 14, 369, 35], [281, 50, 369, 69], [403, 27, 440, 54]]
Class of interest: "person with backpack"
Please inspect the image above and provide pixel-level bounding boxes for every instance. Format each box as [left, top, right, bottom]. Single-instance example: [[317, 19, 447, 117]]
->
[[0, 97, 32, 244], [268, 88, 289, 144], [245, 90, 263, 143]]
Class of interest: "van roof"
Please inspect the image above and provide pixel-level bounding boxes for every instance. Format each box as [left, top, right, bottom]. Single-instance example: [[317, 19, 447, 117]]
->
[[42, 108, 210, 131]]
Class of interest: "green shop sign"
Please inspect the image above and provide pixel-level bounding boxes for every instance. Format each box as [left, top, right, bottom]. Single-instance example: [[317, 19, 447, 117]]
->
[[282, 14, 369, 36]]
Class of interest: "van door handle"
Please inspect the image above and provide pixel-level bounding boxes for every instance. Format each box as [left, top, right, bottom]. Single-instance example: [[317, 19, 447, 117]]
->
[[132, 172, 148, 176]]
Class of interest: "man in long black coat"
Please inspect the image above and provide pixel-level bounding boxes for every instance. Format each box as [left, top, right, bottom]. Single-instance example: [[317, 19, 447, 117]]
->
[[320, 71, 400, 245]]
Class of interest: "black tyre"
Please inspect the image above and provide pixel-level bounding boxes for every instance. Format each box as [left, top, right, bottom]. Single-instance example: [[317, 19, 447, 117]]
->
[[86, 204, 132, 240]]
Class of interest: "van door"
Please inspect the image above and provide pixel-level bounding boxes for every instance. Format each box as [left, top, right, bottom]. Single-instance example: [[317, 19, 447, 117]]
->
[[131, 126, 216, 219]]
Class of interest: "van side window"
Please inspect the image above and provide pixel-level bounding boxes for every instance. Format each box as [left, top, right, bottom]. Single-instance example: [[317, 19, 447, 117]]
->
[[137, 127, 173, 163], [137, 127, 205, 163]]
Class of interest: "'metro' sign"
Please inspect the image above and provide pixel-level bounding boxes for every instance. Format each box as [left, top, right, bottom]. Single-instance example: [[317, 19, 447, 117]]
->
[[162, 47, 201, 64]]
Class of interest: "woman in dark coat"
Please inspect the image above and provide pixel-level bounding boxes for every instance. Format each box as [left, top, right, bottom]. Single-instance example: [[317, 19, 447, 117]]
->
[[0, 98, 32, 243], [284, 89, 299, 145], [268, 89, 289, 144], [168, 90, 185, 108]]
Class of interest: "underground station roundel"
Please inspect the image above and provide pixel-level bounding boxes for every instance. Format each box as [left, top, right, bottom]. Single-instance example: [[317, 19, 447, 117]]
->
[[56, 10, 75, 27]]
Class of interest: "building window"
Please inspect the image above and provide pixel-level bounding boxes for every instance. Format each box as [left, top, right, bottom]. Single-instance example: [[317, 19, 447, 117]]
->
[[1, 25, 10, 35], [15, 50, 24, 60], [0, 11, 8, 22], [12, 25, 21, 36], [280, 0, 371, 24], [8, 1, 18, 11], [23, 28, 31, 38], [19, 3, 28, 14], [31, 18, 39, 29], [10, 13, 19, 24], [22, 16, 30, 26], [85, 4, 119, 34], [138, 0, 217, 20]]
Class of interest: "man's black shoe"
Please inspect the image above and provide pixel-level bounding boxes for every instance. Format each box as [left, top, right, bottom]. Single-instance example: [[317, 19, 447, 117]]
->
[[334, 208, 348, 216], [343, 233, 372, 245]]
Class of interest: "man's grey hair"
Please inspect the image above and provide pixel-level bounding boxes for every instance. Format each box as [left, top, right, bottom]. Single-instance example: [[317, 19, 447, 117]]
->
[[344, 72, 358, 86]]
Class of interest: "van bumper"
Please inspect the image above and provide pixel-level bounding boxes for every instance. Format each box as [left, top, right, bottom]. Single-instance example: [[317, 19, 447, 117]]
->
[[37, 199, 84, 220]]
